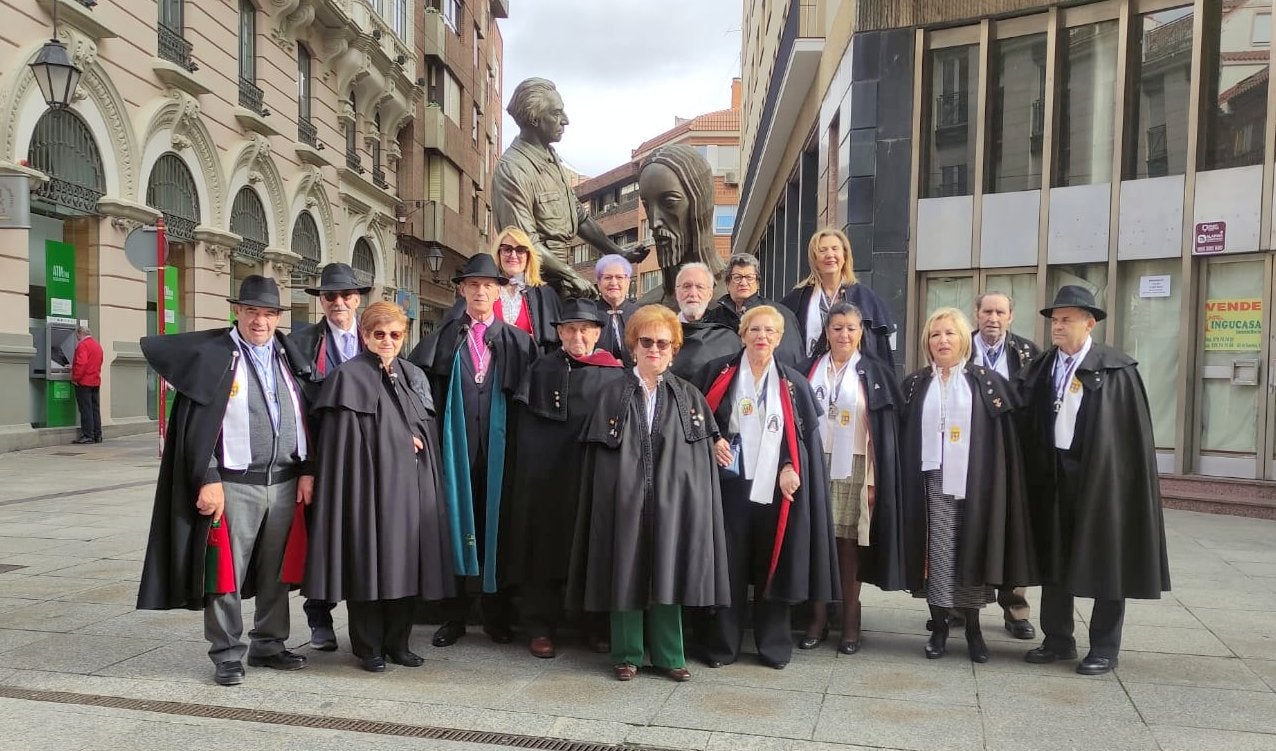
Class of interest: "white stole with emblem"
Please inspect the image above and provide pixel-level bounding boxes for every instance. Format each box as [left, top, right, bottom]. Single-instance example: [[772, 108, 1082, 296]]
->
[[221, 333, 309, 471], [920, 363, 972, 500], [1054, 370, 1085, 449], [810, 352, 868, 480], [732, 360, 784, 504]]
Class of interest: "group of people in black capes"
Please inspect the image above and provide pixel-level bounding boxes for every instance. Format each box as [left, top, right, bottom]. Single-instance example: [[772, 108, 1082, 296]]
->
[[137, 225, 1168, 687]]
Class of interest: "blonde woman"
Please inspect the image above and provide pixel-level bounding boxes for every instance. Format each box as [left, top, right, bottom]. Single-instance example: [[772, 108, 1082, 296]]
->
[[489, 226, 562, 354], [780, 228, 896, 365]]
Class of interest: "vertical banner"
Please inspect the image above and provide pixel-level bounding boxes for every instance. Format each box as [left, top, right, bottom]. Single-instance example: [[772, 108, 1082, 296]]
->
[[45, 240, 77, 427], [163, 266, 180, 334]]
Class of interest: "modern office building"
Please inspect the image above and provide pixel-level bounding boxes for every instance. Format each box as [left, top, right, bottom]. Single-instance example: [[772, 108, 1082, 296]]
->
[[738, 0, 1276, 506]]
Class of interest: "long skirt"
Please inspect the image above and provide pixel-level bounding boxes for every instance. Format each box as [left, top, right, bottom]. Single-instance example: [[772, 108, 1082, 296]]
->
[[922, 470, 994, 609]]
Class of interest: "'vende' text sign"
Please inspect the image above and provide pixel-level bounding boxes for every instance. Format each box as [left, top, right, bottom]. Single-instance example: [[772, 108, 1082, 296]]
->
[[1204, 298, 1262, 352]]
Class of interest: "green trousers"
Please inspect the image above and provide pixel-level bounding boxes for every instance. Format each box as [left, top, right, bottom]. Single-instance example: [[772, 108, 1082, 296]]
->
[[610, 605, 684, 668]]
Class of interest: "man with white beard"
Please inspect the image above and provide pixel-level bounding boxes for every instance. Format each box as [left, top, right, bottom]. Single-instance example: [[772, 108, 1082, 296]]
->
[[669, 263, 740, 381]]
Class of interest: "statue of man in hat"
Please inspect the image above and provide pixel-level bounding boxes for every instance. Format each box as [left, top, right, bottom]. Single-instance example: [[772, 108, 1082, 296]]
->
[[286, 261, 373, 652], [492, 77, 649, 300], [138, 275, 315, 687], [1017, 284, 1170, 677]]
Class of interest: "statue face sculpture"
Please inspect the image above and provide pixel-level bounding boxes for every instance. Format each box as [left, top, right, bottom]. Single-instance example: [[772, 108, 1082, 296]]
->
[[534, 91, 569, 145], [639, 162, 690, 266]]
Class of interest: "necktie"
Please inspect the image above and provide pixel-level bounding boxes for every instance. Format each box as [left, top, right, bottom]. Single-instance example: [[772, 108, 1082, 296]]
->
[[1055, 355, 1075, 396], [609, 309, 623, 344], [469, 321, 490, 380], [341, 331, 356, 361], [984, 344, 1002, 369]]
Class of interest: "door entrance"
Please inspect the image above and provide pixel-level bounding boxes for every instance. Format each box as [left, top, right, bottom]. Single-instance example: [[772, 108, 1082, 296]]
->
[[1196, 254, 1273, 479]]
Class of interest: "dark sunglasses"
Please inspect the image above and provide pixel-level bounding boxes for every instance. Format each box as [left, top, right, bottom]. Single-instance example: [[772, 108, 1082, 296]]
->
[[369, 330, 405, 341], [636, 337, 672, 351], [321, 291, 358, 302], [498, 244, 529, 256]]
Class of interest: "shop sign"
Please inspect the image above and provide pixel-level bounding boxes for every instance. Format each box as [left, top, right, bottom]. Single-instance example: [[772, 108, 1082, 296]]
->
[[163, 266, 180, 333], [45, 240, 76, 317], [1194, 222, 1226, 255], [1204, 297, 1263, 352]]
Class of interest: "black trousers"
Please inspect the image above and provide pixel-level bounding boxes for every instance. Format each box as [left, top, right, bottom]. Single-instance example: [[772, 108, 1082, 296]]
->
[[74, 385, 101, 441], [303, 598, 336, 629], [703, 480, 793, 666], [347, 598, 415, 659]]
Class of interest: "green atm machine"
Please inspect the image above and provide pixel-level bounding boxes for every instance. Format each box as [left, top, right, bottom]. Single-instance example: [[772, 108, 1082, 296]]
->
[[43, 240, 77, 427]]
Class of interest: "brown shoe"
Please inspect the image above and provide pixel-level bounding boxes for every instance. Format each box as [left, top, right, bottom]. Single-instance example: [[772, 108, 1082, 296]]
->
[[529, 636, 556, 659], [613, 663, 638, 681], [661, 667, 692, 682]]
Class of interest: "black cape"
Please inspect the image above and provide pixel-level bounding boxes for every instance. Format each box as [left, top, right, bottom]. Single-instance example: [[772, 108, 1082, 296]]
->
[[136, 328, 313, 610], [303, 353, 454, 602], [671, 319, 741, 381], [408, 314, 537, 397], [780, 282, 897, 368], [595, 298, 639, 365], [569, 371, 731, 611], [441, 284, 562, 354], [803, 352, 910, 591], [703, 293, 806, 370], [700, 355, 840, 603], [502, 350, 626, 589], [899, 363, 1037, 592], [1017, 344, 1170, 600]]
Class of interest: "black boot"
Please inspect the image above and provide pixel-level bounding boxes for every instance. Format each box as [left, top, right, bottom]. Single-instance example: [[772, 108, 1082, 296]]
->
[[964, 609, 989, 663], [925, 605, 948, 659]]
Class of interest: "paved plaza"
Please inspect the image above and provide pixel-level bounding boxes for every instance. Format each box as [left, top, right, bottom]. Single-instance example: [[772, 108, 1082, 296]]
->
[[0, 434, 1273, 751]]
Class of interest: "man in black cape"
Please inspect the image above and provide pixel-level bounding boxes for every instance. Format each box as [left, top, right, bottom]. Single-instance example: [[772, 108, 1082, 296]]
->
[[970, 290, 1041, 640], [670, 263, 740, 380], [704, 253, 805, 369], [1018, 286, 1170, 676], [137, 275, 314, 686], [407, 254, 537, 647], [287, 261, 372, 651], [503, 299, 625, 658]]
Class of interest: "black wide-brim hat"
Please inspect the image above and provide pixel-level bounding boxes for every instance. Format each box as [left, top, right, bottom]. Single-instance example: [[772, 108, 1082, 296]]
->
[[552, 298, 604, 327], [227, 275, 286, 311], [1040, 284, 1106, 322], [304, 262, 373, 295], [452, 254, 509, 285]]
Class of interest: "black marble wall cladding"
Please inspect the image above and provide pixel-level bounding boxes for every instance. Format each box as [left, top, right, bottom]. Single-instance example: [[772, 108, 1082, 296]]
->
[[848, 224, 876, 271], [849, 81, 878, 129], [849, 128, 877, 177], [874, 138, 912, 247], [847, 176, 876, 225], [852, 30, 882, 81]]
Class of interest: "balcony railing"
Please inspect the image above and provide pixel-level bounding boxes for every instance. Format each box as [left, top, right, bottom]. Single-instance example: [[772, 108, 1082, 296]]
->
[[235, 237, 266, 261], [1146, 123, 1168, 162], [597, 196, 639, 218], [346, 149, 364, 173], [298, 117, 318, 147], [238, 78, 269, 117], [1030, 98, 1045, 139], [372, 166, 388, 189], [936, 91, 969, 130], [157, 23, 196, 72]]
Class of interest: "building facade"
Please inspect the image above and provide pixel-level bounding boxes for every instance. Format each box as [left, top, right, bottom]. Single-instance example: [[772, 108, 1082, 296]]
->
[[572, 82, 743, 296], [737, 0, 1276, 490], [0, 0, 429, 449]]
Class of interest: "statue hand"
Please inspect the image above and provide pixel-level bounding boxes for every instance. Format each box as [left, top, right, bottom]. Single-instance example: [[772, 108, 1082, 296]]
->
[[621, 245, 651, 265]]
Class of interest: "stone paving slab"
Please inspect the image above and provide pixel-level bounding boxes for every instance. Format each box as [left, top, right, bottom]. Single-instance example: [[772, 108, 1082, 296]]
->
[[653, 682, 822, 738], [812, 694, 984, 751], [1150, 724, 1276, 751], [1124, 682, 1276, 735]]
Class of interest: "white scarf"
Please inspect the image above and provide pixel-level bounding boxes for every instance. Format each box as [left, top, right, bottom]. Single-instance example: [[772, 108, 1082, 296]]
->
[[1053, 338, 1092, 450], [221, 331, 308, 471], [731, 360, 784, 504], [920, 362, 972, 500], [809, 352, 868, 480], [804, 286, 831, 357], [974, 335, 1010, 378]]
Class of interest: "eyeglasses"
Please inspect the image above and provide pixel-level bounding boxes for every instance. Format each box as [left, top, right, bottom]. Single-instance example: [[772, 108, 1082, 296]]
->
[[498, 244, 529, 256], [728, 274, 758, 284], [636, 337, 673, 351], [369, 330, 405, 341], [676, 282, 710, 292], [599, 274, 630, 283], [321, 291, 358, 302], [745, 326, 780, 337]]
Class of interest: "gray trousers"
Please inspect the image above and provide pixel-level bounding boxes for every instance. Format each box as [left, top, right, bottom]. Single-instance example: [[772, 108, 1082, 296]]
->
[[205, 479, 297, 664]]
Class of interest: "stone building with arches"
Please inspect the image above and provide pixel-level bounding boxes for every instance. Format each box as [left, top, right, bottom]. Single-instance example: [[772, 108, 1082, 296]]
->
[[0, 0, 425, 448]]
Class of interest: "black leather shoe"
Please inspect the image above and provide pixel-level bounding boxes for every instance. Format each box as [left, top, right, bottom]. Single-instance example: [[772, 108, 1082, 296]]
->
[[71, 437, 93, 445], [924, 634, 947, 659], [837, 639, 861, 655], [213, 660, 244, 686], [310, 626, 338, 651], [359, 656, 386, 672], [1076, 655, 1118, 675], [483, 623, 514, 644], [1024, 645, 1078, 664], [704, 658, 725, 668], [247, 650, 307, 671], [1004, 618, 1036, 640], [431, 621, 466, 647], [798, 626, 828, 650], [387, 650, 425, 667], [761, 658, 788, 670]]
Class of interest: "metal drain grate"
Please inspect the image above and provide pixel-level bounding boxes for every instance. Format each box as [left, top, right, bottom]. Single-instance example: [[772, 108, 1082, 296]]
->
[[0, 685, 651, 751]]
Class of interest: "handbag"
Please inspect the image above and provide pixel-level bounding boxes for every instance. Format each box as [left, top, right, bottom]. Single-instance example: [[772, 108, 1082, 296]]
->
[[718, 433, 743, 479]]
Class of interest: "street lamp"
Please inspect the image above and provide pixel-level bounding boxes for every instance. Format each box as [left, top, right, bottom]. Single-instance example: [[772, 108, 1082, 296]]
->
[[29, 0, 81, 109], [424, 242, 443, 281]]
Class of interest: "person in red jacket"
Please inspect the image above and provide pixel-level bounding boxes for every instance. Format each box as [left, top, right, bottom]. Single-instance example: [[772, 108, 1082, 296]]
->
[[71, 325, 104, 444]]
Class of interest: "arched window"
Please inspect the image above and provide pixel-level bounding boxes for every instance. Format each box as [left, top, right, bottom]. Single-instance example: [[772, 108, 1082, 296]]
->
[[352, 237, 375, 286], [146, 153, 201, 242], [28, 109, 105, 215], [230, 187, 268, 260], [290, 211, 321, 280]]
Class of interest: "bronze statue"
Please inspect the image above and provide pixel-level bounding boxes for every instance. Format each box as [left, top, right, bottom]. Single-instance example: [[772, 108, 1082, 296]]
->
[[492, 78, 648, 299], [638, 144, 724, 304]]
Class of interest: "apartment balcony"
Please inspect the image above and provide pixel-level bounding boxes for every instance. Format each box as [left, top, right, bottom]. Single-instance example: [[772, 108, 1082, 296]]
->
[[157, 23, 195, 71], [238, 78, 268, 117]]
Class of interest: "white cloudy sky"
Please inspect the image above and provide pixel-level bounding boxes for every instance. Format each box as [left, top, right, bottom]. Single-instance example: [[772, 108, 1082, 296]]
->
[[500, 0, 742, 177]]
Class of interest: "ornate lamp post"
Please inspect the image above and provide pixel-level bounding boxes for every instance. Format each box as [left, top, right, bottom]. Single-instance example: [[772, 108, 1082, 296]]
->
[[29, 0, 82, 109]]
